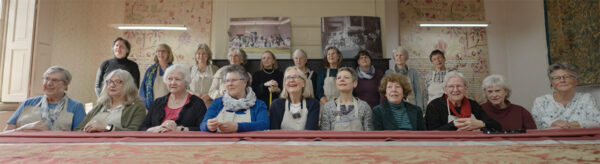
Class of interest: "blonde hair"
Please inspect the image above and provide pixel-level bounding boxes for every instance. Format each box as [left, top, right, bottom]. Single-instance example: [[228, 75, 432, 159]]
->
[[195, 43, 213, 65], [280, 66, 314, 99], [153, 43, 175, 63], [260, 50, 278, 70]]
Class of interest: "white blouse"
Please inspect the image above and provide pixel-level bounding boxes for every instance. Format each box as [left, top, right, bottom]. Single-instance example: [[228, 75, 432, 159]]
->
[[531, 92, 600, 129]]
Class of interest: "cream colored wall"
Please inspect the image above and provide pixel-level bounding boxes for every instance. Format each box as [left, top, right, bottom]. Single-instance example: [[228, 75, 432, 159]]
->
[[211, 0, 390, 59]]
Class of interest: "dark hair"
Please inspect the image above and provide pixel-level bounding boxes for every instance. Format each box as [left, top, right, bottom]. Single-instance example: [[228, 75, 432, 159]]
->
[[322, 46, 343, 68], [354, 50, 372, 67], [429, 49, 445, 62], [113, 37, 131, 58]]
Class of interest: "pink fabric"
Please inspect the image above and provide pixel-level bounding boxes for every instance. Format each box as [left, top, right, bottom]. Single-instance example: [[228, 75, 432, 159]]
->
[[161, 94, 191, 123], [1, 128, 599, 143]]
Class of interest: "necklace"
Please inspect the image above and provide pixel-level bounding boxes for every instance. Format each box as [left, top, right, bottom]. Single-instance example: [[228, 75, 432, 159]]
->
[[263, 69, 275, 74]]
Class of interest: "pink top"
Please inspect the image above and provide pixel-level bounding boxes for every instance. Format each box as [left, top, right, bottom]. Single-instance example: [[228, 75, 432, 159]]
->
[[162, 94, 191, 123]]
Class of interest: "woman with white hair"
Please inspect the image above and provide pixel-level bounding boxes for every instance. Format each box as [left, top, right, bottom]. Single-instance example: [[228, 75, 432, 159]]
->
[[208, 47, 252, 99], [291, 49, 317, 96], [201, 65, 269, 133], [140, 43, 174, 109], [269, 66, 320, 130], [189, 43, 219, 108], [481, 75, 536, 130], [4, 66, 86, 131], [425, 72, 501, 131], [385, 46, 422, 108], [140, 64, 207, 132], [532, 62, 600, 129], [76, 69, 146, 132]]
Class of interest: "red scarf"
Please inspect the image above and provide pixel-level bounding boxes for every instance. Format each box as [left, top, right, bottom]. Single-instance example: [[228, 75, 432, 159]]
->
[[446, 95, 471, 118]]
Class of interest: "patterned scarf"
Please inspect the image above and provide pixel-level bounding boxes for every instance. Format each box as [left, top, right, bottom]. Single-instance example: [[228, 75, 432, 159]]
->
[[357, 65, 375, 79], [223, 87, 256, 112], [40, 94, 68, 130], [142, 62, 172, 108]]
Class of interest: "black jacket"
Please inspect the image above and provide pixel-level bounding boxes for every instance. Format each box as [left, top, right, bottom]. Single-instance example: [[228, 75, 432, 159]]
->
[[425, 95, 501, 131], [139, 93, 207, 131]]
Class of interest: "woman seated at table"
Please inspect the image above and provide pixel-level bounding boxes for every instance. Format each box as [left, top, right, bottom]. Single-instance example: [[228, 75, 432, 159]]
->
[[321, 67, 373, 131], [481, 75, 536, 130], [139, 64, 207, 133], [270, 66, 320, 130], [76, 69, 146, 132], [372, 74, 425, 130], [4, 66, 86, 131], [532, 62, 600, 129], [425, 72, 501, 131], [251, 50, 283, 108], [201, 65, 269, 133], [140, 43, 174, 109]]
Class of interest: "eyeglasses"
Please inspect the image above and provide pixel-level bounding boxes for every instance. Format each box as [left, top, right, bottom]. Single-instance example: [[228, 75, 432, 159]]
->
[[445, 85, 465, 90], [285, 75, 302, 81], [550, 75, 575, 81], [156, 50, 168, 53], [43, 78, 63, 84], [225, 78, 243, 83], [105, 79, 124, 86]]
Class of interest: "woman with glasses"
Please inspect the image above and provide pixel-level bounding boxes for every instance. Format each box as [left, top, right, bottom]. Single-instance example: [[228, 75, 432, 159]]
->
[[531, 62, 600, 129], [140, 44, 174, 109], [201, 65, 269, 133], [269, 67, 320, 130], [4, 66, 86, 131], [76, 69, 146, 132], [424, 71, 500, 131]]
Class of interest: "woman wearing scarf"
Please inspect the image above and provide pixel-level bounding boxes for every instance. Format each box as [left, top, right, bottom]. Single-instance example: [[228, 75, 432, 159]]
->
[[251, 51, 283, 108], [189, 44, 219, 108], [140, 44, 174, 109], [316, 46, 343, 105], [291, 49, 317, 97], [4, 66, 86, 131], [201, 65, 269, 133], [321, 67, 373, 131], [354, 50, 383, 108], [385, 46, 422, 108], [425, 72, 501, 131], [270, 67, 320, 130]]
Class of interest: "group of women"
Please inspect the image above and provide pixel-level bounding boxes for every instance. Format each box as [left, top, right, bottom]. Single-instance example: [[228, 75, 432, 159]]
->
[[4, 37, 599, 134]]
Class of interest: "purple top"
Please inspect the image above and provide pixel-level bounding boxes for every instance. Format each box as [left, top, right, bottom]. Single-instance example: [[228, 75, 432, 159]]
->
[[354, 69, 384, 108]]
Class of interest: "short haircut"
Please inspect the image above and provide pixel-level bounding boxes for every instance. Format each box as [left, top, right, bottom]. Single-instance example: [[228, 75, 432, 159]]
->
[[221, 65, 250, 86], [338, 67, 358, 81], [429, 49, 445, 62], [228, 47, 248, 65], [153, 43, 175, 63], [97, 69, 141, 107], [196, 43, 213, 65], [481, 74, 511, 99], [260, 50, 278, 70], [392, 46, 410, 60], [378, 74, 413, 99], [322, 46, 343, 68], [113, 37, 131, 58], [43, 66, 72, 90], [443, 71, 468, 88], [291, 49, 308, 59], [547, 62, 579, 81], [163, 64, 191, 85], [280, 66, 314, 99]]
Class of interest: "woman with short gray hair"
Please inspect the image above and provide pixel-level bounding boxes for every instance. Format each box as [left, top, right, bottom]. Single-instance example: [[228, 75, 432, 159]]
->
[[532, 62, 600, 129], [208, 47, 252, 99], [4, 66, 86, 131], [140, 64, 207, 132], [385, 46, 422, 108], [291, 49, 318, 96], [480, 74, 536, 130]]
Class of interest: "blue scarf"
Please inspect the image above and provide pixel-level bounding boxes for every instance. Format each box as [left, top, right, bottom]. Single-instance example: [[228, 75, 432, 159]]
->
[[141, 63, 171, 109]]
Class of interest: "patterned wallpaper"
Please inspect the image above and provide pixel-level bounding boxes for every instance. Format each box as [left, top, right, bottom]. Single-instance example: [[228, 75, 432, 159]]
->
[[123, 0, 213, 70], [398, 0, 489, 103]]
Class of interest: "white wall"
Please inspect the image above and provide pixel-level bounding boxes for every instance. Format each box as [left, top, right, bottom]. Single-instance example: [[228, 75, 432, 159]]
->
[[485, 0, 600, 109]]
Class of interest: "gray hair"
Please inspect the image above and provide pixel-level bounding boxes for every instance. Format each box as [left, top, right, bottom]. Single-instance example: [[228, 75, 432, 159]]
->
[[97, 69, 141, 107], [547, 62, 578, 81], [222, 65, 250, 86], [280, 66, 314, 99], [392, 46, 410, 60], [292, 49, 308, 59], [43, 66, 72, 88], [338, 67, 358, 82], [443, 71, 469, 88], [228, 47, 247, 65], [163, 64, 191, 85], [481, 74, 511, 99]]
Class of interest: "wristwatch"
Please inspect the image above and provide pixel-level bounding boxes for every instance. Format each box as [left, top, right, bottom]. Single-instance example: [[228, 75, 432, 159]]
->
[[105, 124, 114, 131]]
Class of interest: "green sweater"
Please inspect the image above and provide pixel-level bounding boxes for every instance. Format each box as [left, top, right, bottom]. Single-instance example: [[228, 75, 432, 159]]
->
[[75, 103, 146, 131], [372, 101, 425, 130]]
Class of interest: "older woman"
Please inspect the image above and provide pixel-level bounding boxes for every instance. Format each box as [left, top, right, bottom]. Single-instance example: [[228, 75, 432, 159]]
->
[[481, 75, 536, 130], [425, 50, 456, 104], [532, 62, 600, 129], [317, 46, 343, 105], [201, 65, 269, 133], [140, 64, 207, 132], [354, 50, 383, 108], [4, 66, 85, 131], [252, 51, 283, 108], [385, 46, 422, 108], [95, 37, 140, 97], [208, 47, 251, 99], [270, 66, 320, 130], [372, 74, 425, 130], [291, 49, 317, 96], [76, 69, 146, 132], [425, 72, 501, 131], [189, 44, 219, 108], [140, 44, 174, 109], [321, 67, 373, 131]]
